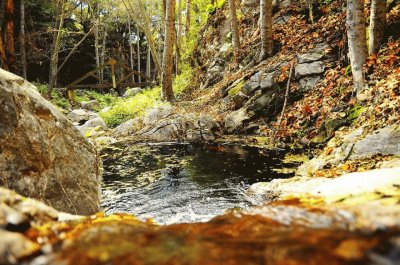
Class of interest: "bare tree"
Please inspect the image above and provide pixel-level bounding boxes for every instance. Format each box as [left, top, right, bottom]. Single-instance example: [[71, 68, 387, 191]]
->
[[137, 25, 141, 82], [228, 0, 241, 57], [176, 0, 182, 74], [5, 0, 15, 72], [346, 0, 368, 96], [162, 0, 176, 101], [48, 0, 66, 96], [20, 0, 27, 79], [128, 18, 135, 82], [369, 0, 387, 55], [259, 0, 273, 61], [0, 29, 7, 70], [185, 0, 192, 43]]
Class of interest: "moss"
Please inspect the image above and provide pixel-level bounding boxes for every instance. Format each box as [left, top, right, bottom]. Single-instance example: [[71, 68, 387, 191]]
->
[[228, 81, 245, 97], [348, 105, 365, 121]]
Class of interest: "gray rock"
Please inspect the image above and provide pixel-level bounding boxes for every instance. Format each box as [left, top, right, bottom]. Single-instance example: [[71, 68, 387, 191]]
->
[[113, 118, 141, 137], [232, 92, 248, 109], [248, 92, 276, 113], [243, 72, 263, 95], [224, 108, 250, 133], [199, 114, 221, 141], [299, 76, 321, 92], [273, 0, 291, 8], [123, 87, 143, 98], [0, 69, 101, 215], [350, 125, 400, 160], [295, 61, 325, 79], [143, 106, 173, 126], [81, 100, 100, 111], [140, 120, 179, 141], [260, 73, 275, 89], [297, 52, 325, 64], [78, 117, 108, 136], [67, 109, 90, 123]]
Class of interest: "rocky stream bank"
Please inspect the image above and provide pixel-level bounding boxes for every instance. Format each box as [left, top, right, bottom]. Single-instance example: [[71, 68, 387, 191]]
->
[[1, 68, 400, 264]]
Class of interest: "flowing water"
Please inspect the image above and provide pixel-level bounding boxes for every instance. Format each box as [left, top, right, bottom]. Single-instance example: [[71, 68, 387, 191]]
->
[[101, 142, 298, 224]]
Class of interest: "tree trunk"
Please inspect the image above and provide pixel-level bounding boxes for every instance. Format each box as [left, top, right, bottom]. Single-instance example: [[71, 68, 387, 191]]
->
[[137, 0, 162, 78], [137, 25, 141, 83], [228, 0, 241, 57], [0, 29, 8, 70], [176, 0, 182, 74], [0, 0, 5, 25], [369, 0, 387, 55], [48, 4, 65, 96], [147, 44, 151, 78], [95, 20, 100, 83], [100, 24, 108, 83], [259, 0, 273, 61], [162, 0, 176, 102], [185, 0, 191, 43], [128, 19, 135, 82], [5, 0, 15, 72], [19, 0, 27, 79], [346, 0, 368, 95]]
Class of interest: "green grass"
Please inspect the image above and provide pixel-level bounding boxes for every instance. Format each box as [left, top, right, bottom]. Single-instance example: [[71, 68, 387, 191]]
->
[[100, 68, 194, 128], [34, 83, 70, 110]]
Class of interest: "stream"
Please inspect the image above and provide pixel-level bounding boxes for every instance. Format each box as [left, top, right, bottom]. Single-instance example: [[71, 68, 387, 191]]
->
[[101, 142, 299, 224]]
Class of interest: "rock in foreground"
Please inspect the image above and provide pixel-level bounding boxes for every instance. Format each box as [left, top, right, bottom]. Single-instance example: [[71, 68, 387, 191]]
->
[[0, 69, 102, 215]]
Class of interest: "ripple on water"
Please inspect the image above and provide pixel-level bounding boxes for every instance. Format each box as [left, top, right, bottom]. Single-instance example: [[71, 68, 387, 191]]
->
[[101, 143, 297, 225]]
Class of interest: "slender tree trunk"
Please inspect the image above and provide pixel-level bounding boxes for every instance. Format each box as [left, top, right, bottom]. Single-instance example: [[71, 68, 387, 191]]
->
[[228, 0, 241, 57], [95, 20, 100, 83], [100, 24, 107, 83], [185, 0, 191, 43], [5, 0, 15, 72], [20, 0, 27, 79], [259, 0, 273, 61], [147, 44, 151, 78], [0, 29, 8, 70], [128, 18, 135, 82], [0, 0, 5, 25], [137, 0, 162, 77], [369, 0, 387, 55], [137, 25, 141, 83], [48, 4, 65, 96], [0, 0, 5, 69], [309, 0, 314, 24], [346, 0, 368, 95], [162, 0, 176, 102], [176, 0, 182, 74]]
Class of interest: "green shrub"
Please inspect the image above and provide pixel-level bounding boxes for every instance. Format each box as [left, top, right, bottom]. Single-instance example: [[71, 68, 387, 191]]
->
[[34, 83, 70, 110]]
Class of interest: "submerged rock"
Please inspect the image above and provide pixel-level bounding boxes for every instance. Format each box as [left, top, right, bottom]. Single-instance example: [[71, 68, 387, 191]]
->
[[0, 69, 102, 215]]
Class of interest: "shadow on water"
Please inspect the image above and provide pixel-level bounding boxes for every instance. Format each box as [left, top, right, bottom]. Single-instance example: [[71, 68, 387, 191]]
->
[[101, 142, 299, 224]]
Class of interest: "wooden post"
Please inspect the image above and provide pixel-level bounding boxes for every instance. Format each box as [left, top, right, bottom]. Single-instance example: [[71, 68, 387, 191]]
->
[[109, 58, 117, 89]]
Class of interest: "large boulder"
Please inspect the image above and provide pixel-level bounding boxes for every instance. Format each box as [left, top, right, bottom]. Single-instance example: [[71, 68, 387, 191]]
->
[[0, 69, 102, 215]]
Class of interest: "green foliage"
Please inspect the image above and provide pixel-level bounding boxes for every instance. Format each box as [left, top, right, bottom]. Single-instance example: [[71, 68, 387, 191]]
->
[[345, 65, 352, 76], [34, 83, 70, 110], [100, 87, 165, 128], [348, 105, 365, 121], [205, 0, 226, 14], [228, 81, 245, 97], [74, 90, 119, 112], [99, 67, 193, 128]]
